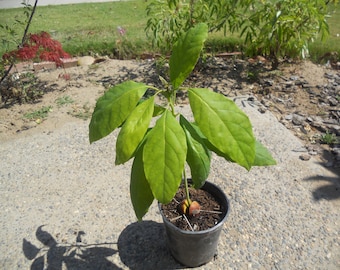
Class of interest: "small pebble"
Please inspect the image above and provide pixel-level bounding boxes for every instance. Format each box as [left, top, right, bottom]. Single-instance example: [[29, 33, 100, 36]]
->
[[299, 154, 311, 161]]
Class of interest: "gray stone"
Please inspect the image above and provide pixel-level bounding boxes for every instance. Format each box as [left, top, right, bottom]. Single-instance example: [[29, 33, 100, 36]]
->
[[78, 56, 95, 66], [299, 154, 311, 161], [328, 97, 338, 106], [290, 76, 299, 81], [292, 114, 306, 126], [285, 114, 293, 121]]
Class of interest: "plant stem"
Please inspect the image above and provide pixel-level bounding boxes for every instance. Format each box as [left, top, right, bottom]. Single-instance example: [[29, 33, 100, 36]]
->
[[168, 88, 177, 116], [183, 171, 191, 204], [21, 0, 39, 45]]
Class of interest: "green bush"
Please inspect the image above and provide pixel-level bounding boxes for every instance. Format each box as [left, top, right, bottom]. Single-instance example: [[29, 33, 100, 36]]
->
[[238, 0, 332, 68], [145, 0, 211, 53], [146, 0, 338, 67]]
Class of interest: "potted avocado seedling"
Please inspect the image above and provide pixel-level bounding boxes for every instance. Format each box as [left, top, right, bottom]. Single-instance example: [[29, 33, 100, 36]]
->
[[89, 23, 276, 267]]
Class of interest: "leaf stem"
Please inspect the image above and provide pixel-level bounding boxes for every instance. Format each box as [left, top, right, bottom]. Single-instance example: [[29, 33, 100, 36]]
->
[[183, 171, 191, 204]]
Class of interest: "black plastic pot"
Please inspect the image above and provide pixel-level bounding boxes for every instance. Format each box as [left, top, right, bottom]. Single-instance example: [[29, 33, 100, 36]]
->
[[159, 181, 230, 267]]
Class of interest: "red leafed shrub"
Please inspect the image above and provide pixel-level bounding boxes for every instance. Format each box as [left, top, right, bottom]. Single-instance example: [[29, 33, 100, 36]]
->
[[3, 32, 70, 67]]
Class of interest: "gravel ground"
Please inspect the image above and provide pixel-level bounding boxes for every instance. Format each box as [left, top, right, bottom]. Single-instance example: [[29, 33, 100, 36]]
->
[[0, 100, 339, 269]]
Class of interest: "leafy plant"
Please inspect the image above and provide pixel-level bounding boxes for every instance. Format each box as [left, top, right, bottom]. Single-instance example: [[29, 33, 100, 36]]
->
[[146, 0, 338, 68], [145, 0, 211, 53], [3, 31, 71, 67], [0, 0, 70, 105], [89, 23, 276, 220], [239, 0, 332, 68], [0, 0, 38, 85], [0, 72, 45, 104], [320, 131, 338, 145], [0, 0, 33, 57], [114, 26, 129, 59]]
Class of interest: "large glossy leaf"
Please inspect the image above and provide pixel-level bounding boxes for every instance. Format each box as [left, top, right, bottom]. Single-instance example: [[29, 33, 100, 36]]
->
[[188, 88, 255, 170], [130, 144, 154, 220], [89, 81, 149, 143], [115, 96, 154, 165], [253, 140, 277, 166], [143, 110, 187, 203], [180, 115, 211, 189], [170, 23, 208, 89]]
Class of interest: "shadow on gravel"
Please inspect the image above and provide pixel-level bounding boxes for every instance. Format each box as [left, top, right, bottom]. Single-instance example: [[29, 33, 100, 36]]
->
[[118, 220, 183, 269], [304, 149, 340, 201], [305, 174, 340, 201], [23, 225, 121, 269]]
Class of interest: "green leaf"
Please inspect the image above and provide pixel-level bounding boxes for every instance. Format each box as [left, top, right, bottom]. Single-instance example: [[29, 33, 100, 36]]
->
[[253, 140, 277, 166], [170, 23, 208, 89], [89, 81, 149, 143], [153, 104, 166, 117], [180, 115, 211, 189], [116, 96, 154, 165], [188, 88, 255, 170], [143, 110, 187, 203], [131, 145, 154, 220]]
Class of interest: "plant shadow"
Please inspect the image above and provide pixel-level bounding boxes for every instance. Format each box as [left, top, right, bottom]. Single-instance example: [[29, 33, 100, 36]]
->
[[118, 220, 183, 270], [304, 149, 340, 201], [23, 225, 122, 270]]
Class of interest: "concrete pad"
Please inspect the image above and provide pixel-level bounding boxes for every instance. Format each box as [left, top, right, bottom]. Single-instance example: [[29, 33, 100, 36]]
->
[[0, 101, 339, 269]]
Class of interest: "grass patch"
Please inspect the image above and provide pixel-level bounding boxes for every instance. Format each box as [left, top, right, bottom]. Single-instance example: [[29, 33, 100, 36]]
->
[[23, 106, 52, 120], [309, 4, 340, 63], [55, 95, 74, 107], [0, 1, 339, 61], [320, 131, 339, 145], [0, 1, 151, 57]]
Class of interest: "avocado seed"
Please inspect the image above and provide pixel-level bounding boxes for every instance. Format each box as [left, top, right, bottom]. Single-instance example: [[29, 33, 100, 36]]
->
[[188, 200, 201, 216], [178, 199, 190, 215], [178, 199, 201, 216]]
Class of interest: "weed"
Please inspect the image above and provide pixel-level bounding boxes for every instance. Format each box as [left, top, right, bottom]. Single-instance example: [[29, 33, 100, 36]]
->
[[69, 103, 91, 120], [246, 71, 259, 82], [56, 95, 74, 107], [1, 72, 44, 104], [320, 131, 338, 145], [23, 106, 52, 121]]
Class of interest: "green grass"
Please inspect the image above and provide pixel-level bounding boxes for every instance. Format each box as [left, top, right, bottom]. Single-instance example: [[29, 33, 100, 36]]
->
[[0, 1, 150, 57], [55, 95, 74, 107], [23, 106, 53, 120], [320, 131, 339, 145], [309, 4, 340, 62], [0, 1, 339, 61]]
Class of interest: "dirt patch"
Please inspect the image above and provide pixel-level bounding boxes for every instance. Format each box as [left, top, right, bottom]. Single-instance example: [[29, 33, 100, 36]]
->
[[0, 60, 134, 141]]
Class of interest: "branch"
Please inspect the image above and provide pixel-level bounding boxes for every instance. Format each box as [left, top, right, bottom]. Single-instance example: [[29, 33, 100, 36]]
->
[[0, 0, 39, 86], [21, 0, 39, 45]]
